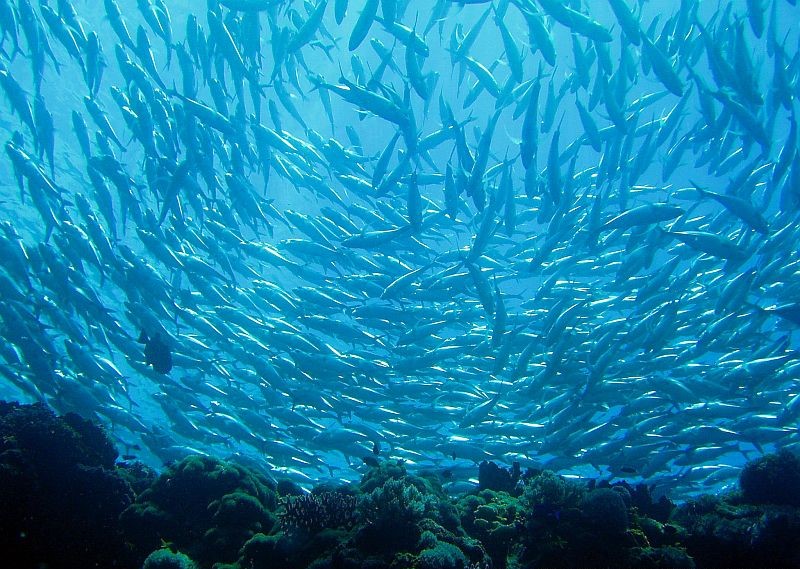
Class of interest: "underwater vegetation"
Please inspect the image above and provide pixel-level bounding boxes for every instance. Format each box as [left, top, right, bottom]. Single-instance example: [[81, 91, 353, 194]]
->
[[3, 402, 800, 569], [2, 0, 800, 510]]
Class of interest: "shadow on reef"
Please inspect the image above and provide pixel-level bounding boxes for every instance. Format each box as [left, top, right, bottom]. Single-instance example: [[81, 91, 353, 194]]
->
[[2, 401, 800, 569]]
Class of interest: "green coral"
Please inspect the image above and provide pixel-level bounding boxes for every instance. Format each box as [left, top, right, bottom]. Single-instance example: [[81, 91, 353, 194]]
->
[[521, 470, 585, 513], [457, 490, 520, 569], [358, 477, 436, 527], [21, 401, 800, 569], [418, 518, 489, 567], [419, 530, 438, 550], [353, 469, 489, 564], [359, 460, 462, 533], [626, 546, 695, 569], [236, 533, 293, 568], [210, 491, 275, 529], [236, 528, 350, 569], [518, 474, 670, 569], [359, 460, 410, 494], [417, 541, 468, 569], [142, 548, 198, 569], [120, 456, 277, 567]]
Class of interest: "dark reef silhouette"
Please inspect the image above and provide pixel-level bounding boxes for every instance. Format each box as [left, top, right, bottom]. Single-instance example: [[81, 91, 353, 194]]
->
[[1, 401, 799, 569]]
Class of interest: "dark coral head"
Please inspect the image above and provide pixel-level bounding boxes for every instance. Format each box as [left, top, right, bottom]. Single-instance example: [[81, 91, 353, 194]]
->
[[739, 450, 800, 507]]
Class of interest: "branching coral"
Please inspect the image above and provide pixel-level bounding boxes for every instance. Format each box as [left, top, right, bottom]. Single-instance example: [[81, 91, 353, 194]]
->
[[353, 475, 440, 555], [358, 477, 436, 527], [279, 491, 358, 535]]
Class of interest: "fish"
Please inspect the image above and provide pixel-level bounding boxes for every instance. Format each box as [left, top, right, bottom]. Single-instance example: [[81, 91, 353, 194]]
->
[[661, 229, 748, 261], [536, 0, 613, 42], [138, 330, 173, 374], [104, 0, 135, 49], [0, 0, 22, 58], [640, 26, 684, 97], [219, 0, 283, 11], [608, 0, 641, 46], [0, 0, 797, 506], [349, 0, 380, 51], [599, 203, 685, 233], [691, 181, 770, 235], [0, 64, 35, 136]]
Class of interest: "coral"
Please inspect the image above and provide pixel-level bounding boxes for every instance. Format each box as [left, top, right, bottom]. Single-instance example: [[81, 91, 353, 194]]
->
[[118, 459, 159, 495], [615, 480, 674, 523], [356, 476, 436, 554], [519, 473, 661, 569], [521, 470, 585, 521], [674, 495, 800, 568], [358, 476, 436, 527], [277, 478, 306, 497], [739, 450, 800, 507], [142, 547, 199, 569], [212, 491, 274, 529], [120, 455, 277, 567], [417, 541, 468, 569], [279, 490, 358, 535], [0, 401, 117, 470], [360, 460, 461, 530], [205, 491, 277, 558], [478, 461, 521, 494], [419, 530, 438, 550], [359, 459, 409, 494], [8, 405, 800, 569], [237, 533, 291, 568], [0, 401, 134, 569], [581, 488, 629, 534], [457, 490, 520, 569], [636, 516, 681, 548], [627, 546, 695, 569], [417, 518, 490, 568], [748, 510, 800, 565]]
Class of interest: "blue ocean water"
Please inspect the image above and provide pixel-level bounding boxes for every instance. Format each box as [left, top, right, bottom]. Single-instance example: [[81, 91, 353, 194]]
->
[[0, 0, 799, 503]]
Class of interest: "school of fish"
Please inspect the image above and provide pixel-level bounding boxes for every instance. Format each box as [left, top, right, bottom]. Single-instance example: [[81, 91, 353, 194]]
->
[[1, 0, 800, 499]]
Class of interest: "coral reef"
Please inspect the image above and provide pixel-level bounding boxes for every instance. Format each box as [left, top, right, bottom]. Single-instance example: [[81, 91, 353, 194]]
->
[[517, 470, 693, 569], [739, 449, 800, 507], [457, 489, 522, 569], [581, 487, 630, 534], [610, 479, 675, 523], [354, 477, 431, 554], [417, 540, 468, 569], [674, 494, 800, 568], [478, 460, 521, 494], [522, 469, 586, 516], [120, 454, 277, 567], [2, 402, 800, 569], [0, 401, 135, 569], [279, 490, 359, 535], [142, 548, 199, 569]]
